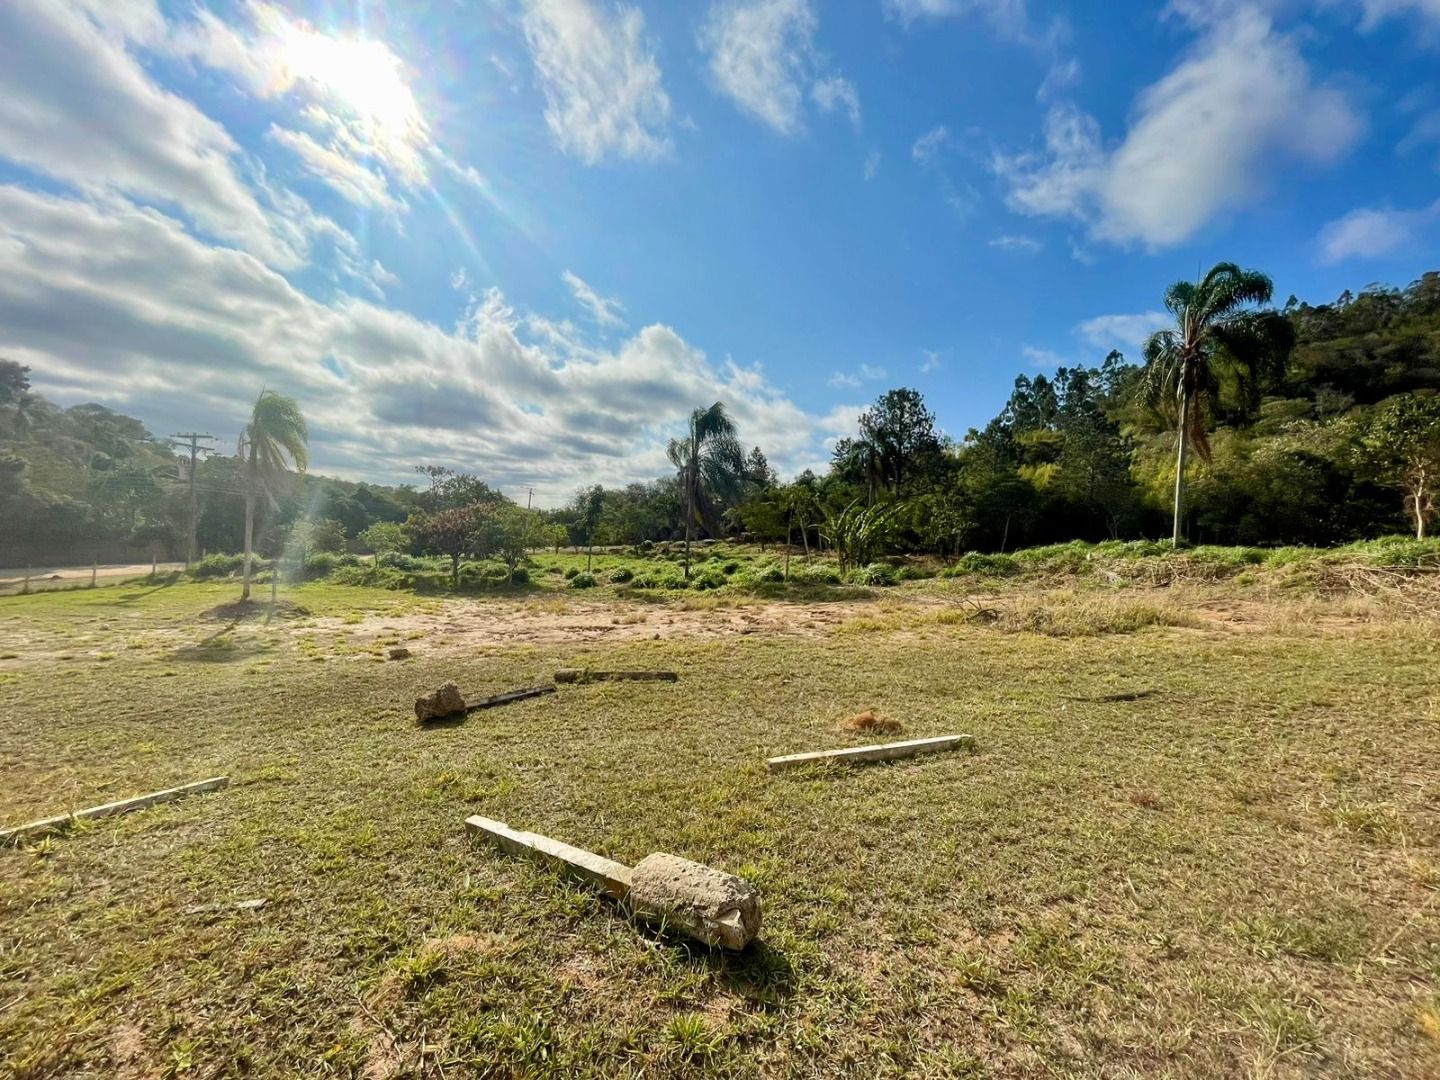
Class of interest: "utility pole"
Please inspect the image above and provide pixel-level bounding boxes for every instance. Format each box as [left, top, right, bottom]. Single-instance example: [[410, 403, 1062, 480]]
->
[[171, 433, 215, 566], [526, 487, 534, 510]]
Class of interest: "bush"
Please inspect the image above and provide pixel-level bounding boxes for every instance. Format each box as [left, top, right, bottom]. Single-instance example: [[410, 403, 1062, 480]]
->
[[849, 562, 898, 587], [546, 565, 563, 576], [721, 561, 740, 575], [632, 570, 688, 590], [610, 567, 635, 583], [564, 566, 580, 580], [187, 553, 245, 580], [510, 566, 530, 585], [745, 564, 785, 584], [945, 553, 1019, 578], [569, 571, 596, 589], [898, 564, 937, 581], [691, 570, 726, 591], [794, 564, 842, 586]]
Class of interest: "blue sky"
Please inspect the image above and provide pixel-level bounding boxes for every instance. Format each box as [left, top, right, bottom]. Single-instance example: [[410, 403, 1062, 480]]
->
[[0, 0, 1437, 504]]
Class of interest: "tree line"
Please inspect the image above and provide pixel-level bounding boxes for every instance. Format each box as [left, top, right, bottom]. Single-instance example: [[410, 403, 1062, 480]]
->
[[2, 263, 1438, 575]]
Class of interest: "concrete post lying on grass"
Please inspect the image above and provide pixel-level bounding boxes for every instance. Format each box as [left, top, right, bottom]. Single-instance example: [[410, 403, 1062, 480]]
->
[[766, 734, 974, 774], [628, 853, 761, 951], [554, 669, 679, 684], [464, 815, 760, 949], [0, 776, 230, 845], [465, 815, 633, 899]]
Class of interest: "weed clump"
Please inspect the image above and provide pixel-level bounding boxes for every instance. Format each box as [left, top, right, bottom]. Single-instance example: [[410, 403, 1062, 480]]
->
[[839, 709, 902, 735]]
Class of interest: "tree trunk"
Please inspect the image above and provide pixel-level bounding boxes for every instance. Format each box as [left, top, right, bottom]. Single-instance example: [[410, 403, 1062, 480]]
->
[[451, 553, 460, 588], [587, 543, 593, 573], [683, 463, 694, 580], [783, 512, 791, 581], [1172, 392, 1190, 547], [241, 448, 256, 600]]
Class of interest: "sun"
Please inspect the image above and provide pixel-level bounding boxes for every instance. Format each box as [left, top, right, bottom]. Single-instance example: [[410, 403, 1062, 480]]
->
[[274, 21, 427, 167]]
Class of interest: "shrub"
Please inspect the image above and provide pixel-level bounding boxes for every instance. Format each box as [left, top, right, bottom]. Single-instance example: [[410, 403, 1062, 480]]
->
[[849, 562, 898, 587], [746, 564, 785, 584], [569, 572, 596, 589], [722, 561, 741, 575], [898, 565, 937, 581], [545, 566, 563, 576], [691, 570, 726, 591], [945, 553, 1019, 578], [610, 567, 635, 583], [794, 565, 842, 585], [303, 552, 340, 579], [187, 553, 245, 580], [510, 566, 530, 585], [564, 567, 580, 580]]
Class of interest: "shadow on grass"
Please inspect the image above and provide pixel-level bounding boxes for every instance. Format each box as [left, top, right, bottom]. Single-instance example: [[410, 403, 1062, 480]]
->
[[168, 619, 273, 663], [630, 925, 798, 1006], [115, 571, 185, 603]]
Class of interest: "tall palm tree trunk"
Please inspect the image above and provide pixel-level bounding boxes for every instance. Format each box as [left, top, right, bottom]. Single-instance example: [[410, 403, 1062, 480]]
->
[[1172, 389, 1189, 547], [241, 448, 256, 600], [683, 462, 694, 580]]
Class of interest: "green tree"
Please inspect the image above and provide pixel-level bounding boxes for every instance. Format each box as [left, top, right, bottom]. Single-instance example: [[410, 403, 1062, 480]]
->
[[413, 505, 480, 587], [1363, 394, 1440, 539], [240, 390, 309, 601], [667, 402, 744, 578], [482, 504, 541, 583], [359, 521, 407, 566], [307, 518, 348, 554], [574, 485, 605, 572], [1141, 263, 1294, 544]]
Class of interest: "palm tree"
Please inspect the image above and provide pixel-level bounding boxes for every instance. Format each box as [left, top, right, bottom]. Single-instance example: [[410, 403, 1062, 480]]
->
[[667, 402, 744, 579], [239, 390, 308, 601], [1141, 262, 1293, 545]]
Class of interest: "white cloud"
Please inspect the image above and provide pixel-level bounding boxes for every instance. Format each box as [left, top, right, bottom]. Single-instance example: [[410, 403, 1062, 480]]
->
[[812, 76, 861, 129], [993, 7, 1363, 248], [911, 125, 949, 163], [1037, 57, 1081, 101], [863, 148, 881, 180], [1021, 344, 1065, 369], [167, 2, 436, 188], [1075, 311, 1172, 352], [0, 186, 833, 502], [1349, 0, 1440, 30], [700, 0, 857, 135], [920, 350, 943, 373], [520, 0, 672, 164], [450, 267, 469, 291], [1316, 200, 1440, 263], [0, 2, 333, 271], [267, 126, 406, 215], [562, 270, 625, 327], [989, 233, 1043, 252], [830, 363, 887, 388], [882, 0, 1059, 47]]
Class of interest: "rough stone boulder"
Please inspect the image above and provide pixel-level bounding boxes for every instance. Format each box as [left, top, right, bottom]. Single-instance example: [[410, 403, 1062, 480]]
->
[[626, 853, 761, 950], [415, 681, 466, 721]]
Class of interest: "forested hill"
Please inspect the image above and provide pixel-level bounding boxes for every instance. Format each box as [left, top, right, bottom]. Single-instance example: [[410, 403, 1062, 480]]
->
[[0, 364, 414, 565], [1, 270, 1438, 565]]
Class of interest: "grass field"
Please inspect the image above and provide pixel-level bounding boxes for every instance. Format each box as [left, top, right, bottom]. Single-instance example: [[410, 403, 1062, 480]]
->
[[2, 566, 1439, 1078]]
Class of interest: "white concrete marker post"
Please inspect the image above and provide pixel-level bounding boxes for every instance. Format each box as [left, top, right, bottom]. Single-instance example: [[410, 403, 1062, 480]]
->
[[465, 815, 761, 949], [766, 734, 974, 774], [1, 776, 231, 845]]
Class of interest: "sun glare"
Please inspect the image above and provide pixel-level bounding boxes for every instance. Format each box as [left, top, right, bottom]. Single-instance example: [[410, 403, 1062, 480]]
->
[[274, 22, 426, 167]]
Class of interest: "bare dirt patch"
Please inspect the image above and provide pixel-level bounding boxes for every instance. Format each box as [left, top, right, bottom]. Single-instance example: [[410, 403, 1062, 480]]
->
[[301, 596, 886, 653]]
